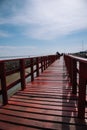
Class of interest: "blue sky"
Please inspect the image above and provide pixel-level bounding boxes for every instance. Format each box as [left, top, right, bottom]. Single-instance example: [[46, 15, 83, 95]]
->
[[0, 0, 87, 56]]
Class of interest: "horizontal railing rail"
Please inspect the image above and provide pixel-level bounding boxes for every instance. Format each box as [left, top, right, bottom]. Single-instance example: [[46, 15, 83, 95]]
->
[[64, 54, 87, 119], [0, 54, 59, 105]]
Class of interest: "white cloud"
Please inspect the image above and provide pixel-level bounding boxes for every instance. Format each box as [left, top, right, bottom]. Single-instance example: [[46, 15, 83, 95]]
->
[[0, 0, 87, 39], [0, 31, 11, 37]]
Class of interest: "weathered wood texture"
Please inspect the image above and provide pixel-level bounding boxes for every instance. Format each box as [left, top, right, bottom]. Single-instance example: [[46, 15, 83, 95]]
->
[[0, 57, 87, 130]]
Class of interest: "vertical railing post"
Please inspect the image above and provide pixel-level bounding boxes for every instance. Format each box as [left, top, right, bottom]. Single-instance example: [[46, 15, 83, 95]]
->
[[48, 56, 50, 66], [36, 57, 39, 77], [68, 58, 72, 82], [78, 62, 86, 118], [50, 56, 52, 64], [46, 56, 48, 68], [71, 59, 77, 94], [47, 56, 48, 67], [20, 59, 26, 90], [31, 58, 34, 81], [41, 57, 43, 72], [0, 62, 8, 105], [44, 56, 46, 70], [47, 56, 49, 66]]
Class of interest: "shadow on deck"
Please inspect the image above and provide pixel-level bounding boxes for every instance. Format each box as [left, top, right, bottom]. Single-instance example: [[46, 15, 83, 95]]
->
[[0, 57, 87, 130]]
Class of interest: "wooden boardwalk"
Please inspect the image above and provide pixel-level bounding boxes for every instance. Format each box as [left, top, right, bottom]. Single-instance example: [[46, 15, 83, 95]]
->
[[0, 57, 87, 130]]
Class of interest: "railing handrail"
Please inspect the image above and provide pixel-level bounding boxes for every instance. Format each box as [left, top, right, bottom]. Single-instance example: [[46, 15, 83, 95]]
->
[[0, 54, 56, 62], [65, 54, 87, 63]]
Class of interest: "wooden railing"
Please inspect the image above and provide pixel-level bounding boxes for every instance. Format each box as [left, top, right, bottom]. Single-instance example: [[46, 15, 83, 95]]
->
[[0, 55, 59, 105], [64, 54, 87, 119]]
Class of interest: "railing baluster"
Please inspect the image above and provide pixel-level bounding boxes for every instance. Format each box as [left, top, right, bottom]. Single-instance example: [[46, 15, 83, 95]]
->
[[36, 57, 39, 77], [0, 62, 8, 105], [46, 56, 48, 68], [41, 57, 43, 72], [44, 56, 46, 70], [31, 58, 34, 81], [20, 59, 26, 90], [78, 62, 86, 118]]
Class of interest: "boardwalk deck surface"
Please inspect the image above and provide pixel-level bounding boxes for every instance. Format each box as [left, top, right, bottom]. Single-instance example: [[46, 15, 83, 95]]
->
[[0, 57, 87, 130]]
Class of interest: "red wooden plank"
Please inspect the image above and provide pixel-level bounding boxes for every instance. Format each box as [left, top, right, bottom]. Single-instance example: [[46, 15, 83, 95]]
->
[[9, 97, 77, 107], [8, 100, 77, 111], [2, 104, 78, 118], [0, 109, 86, 126], [0, 113, 57, 129], [0, 121, 38, 130]]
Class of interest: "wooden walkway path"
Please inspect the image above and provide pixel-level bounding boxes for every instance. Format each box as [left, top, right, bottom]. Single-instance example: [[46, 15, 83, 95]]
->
[[0, 57, 87, 130]]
